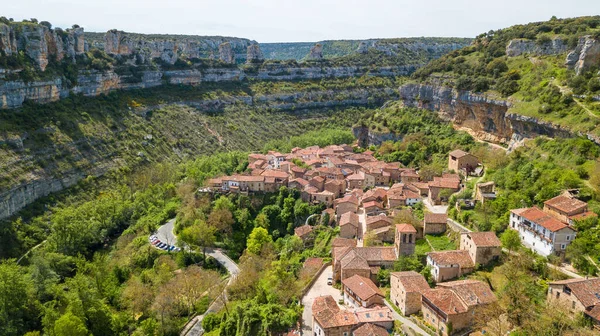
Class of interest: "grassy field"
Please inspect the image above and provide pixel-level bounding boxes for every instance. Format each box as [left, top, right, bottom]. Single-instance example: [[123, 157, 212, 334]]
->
[[425, 234, 456, 251]]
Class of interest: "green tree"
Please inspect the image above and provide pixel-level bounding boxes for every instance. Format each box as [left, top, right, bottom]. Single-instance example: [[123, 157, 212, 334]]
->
[[179, 221, 217, 260], [500, 229, 521, 255], [54, 311, 88, 336], [247, 227, 273, 255], [0, 261, 39, 336]]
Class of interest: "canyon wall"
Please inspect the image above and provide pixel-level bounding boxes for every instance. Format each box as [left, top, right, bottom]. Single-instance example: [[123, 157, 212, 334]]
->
[[397, 83, 594, 146]]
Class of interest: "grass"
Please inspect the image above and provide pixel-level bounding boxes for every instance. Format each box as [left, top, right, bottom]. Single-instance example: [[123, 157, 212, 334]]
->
[[425, 234, 456, 251], [415, 238, 432, 255]]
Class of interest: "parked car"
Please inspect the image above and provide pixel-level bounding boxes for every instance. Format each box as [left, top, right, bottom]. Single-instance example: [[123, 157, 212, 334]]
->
[[327, 276, 333, 285], [158, 243, 167, 249], [152, 240, 161, 245], [168, 246, 176, 251]]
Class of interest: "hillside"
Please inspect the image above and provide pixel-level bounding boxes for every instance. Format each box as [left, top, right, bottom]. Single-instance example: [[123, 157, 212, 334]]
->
[[400, 16, 600, 146]]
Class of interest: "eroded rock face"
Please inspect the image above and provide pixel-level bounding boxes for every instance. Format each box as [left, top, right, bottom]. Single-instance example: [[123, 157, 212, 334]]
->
[[0, 23, 17, 55], [566, 36, 600, 75], [246, 43, 264, 63], [505, 38, 568, 57], [218, 42, 235, 63], [308, 43, 323, 60], [104, 29, 133, 55], [398, 83, 583, 145]]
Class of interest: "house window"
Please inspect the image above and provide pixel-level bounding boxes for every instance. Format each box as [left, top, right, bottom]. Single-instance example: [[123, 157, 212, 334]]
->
[[561, 244, 566, 249], [566, 235, 570, 241]]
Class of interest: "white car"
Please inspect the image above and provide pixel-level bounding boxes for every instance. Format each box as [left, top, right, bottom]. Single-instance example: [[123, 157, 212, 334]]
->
[[327, 276, 333, 285]]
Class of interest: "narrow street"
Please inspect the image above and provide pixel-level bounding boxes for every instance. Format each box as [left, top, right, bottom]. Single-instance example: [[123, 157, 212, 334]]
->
[[300, 266, 341, 335], [384, 301, 431, 336]]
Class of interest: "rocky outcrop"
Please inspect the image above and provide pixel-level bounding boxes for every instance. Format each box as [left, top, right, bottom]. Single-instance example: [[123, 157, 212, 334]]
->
[[566, 36, 600, 75], [0, 22, 85, 71], [505, 38, 568, 57], [398, 83, 590, 145], [308, 43, 323, 60], [352, 126, 402, 147], [218, 42, 235, 64], [104, 29, 133, 55], [246, 43, 264, 63]]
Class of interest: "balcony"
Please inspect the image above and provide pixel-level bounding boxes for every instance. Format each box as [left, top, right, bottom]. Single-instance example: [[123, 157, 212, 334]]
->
[[518, 222, 552, 243]]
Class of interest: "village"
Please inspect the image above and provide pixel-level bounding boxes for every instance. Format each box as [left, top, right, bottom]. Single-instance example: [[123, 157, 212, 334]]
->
[[206, 145, 600, 336]]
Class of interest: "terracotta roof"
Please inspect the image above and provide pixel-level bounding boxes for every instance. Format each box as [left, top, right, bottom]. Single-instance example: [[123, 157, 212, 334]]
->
[[585, 305, 600, 321], [549, 278, 600, 308], [260, 170, 289, 179], [424, 213, 447, 224], [235, 175, 265, 182], [544, 195, 587, 214], [396, 223, 417, 233], [510, 207, 528, 216], [517, 207, 569, 232], [335, 194, 359, 206], [438, 280, 497, 306], [422, 288, 468, 315], [315, 309, 357, 329], [294, 224, 313, 238], [363, 188, 388, 200], [352, 323, 388, 336], [449, 149, 470, 158], [429, 178, 460, 189], [313, 295, 339, 314], [347, 172, 366, 180], [342, 275, 383, 301], [339, 247, 397, 267], [363, 201, 384, 209], [411, 182, 429, 190], [428, 250, 475, 268], [354, 307, 393, 324], [325, 179, 344, 186], [463, 232, 501, 247], [366, 214, 392, 226], [570, 211, 598, 221], [311, 176, 325, 183], [442, 173, 461, 181], [341, 250, 371, 270], [340, 212, 359, 227], [289, 178, 309, 186], [401, 170, 419, 178], [391, 271, 430, 293], [291, 166, 306, 173], [332, 238, 357, 248]]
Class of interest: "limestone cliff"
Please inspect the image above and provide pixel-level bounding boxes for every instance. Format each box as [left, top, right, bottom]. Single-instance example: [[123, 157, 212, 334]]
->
[[218, 42, 235, 64], [566, 35, 600, 75], [505, 38, 568, 57], [398, 83, 587, 145], [246, 43, 264, 63], [308, 44, 323, 60]]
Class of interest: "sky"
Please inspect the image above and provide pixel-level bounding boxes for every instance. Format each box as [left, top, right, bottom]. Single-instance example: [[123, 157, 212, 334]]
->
[[5, 0, 600, 43]]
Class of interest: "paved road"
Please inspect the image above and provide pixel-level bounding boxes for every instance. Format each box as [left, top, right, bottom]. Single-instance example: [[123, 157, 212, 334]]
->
[[300, 266, 342, 335], [384, 301, 431, 336], [152, 219, 240, 336], [156, 218, 177, 246], [422, 199, 448, 214]]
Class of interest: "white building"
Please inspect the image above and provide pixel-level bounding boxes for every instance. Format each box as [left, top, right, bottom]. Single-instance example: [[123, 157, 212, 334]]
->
[[509, 207, 576, 257]]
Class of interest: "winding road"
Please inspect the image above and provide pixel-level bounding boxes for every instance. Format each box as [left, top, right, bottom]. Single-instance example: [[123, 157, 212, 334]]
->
[[153, 219, 239, 336]]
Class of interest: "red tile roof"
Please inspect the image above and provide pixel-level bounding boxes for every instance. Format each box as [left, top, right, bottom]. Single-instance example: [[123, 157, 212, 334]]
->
[[549, 278, 600, 308], [340, 212, 359, 227], [342, 275, 383, 301], [363, 201, 384, 210], [332, 238, 358, 248], [517, 207, 569, 232], [312, 295, 340, 315], [294, 224, 313, 238], [424, 213, 447, 224], [429, 178, 460, 189], [354, 307, 393, 324], [449, 149, 470, 158], [422, 288, 468, 315], [396, 223, 417, 233], [438, 280, 497, 306], [366, 214, 392, 226], [352, 323, 388, 336], [428, 250, 475, 268], [463, 232, 501, 247], [391, 271, 430, 293], [544, 195, 587, 214]]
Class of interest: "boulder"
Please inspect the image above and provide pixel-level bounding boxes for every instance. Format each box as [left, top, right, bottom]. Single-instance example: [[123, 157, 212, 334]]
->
[[308, 43, 323, 60]]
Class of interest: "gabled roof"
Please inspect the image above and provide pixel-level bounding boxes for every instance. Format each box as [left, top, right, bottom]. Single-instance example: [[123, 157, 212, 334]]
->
[[549, 278, 600, 308], [332, 237, 358, 248], [312, 295, 340, 315], [428, 250, 475, 268], [363, 201, 384, 209], [354, 307, 393, 324], [517, 207, 570, 232], [342, 274, 383, 301], [449, 149, 471, 158], [396, 223, 417, 233], [341, 250, 370, 270], [366, 214, 392, 226], [544, 195, 588, 214], [335, 194, 359, 205], [294, 224, 313, 238], [424, 213, 447, 224], [463, 232, 501, 247], [422, 288, 468, 315], [437, 280, 497, 307], [260, 169, 289, 179], [352, 323, 388, 336], [391, 271, 430, 293], [340, 212, 359, 227], [429, 178, 460, 189]]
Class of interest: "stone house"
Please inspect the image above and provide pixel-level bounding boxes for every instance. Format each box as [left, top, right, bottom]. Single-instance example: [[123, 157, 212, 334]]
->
[[363, 201, 384, 215], [421, 280, 496, 336], [428, 178, 460, 205], [309, 176, 326, 191], [288, 178, 308, 190], [333, 247, 397, 283], [459, 232, 501, 266], [354, 307, 394, 330], [309, 190, 335, 207], [543, 194, 597, 225], [394, 224, 417, 257], [325, 179, 347, 198], [351, 323, 388, 336], [400, 169, 420, 184], [366, 214, 392, 232], [427, 250, 475, 283], [342, 274, 385, 308], [448, 149, 479, 174], [335, 194, 359, 219], [474, 181, 496, 204], [294, 224, 313, 242], [339, 212, 360, 239], [424, 213, 448, 235], [312, 295, 357, 336], [547, 278, 600, 327], [361, 188, 388, 204], [390, 271, 430, 316], [346, 171, 366, 189]]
